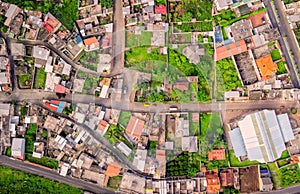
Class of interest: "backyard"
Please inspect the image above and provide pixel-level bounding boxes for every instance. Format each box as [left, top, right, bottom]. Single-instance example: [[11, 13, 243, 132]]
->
[[34, 67, 46, 89], [81, 75, 101, 95], [107, 176, 122, 189], [25, 123, 37, 153], [175, 22, 213, 32], [276, 61, 288, 75], [105, 124, 134, 149], [79, 50, 101, 71], [118, 111, 132, 128], [216, 58, 243, 100], [271, 49, 282, 61]]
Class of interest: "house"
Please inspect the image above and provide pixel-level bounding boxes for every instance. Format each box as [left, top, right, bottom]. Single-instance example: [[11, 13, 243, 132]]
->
[[97, 120, 110, 137], [247, 11, 268, 28], [260, 168, 273, 192], [208, 149, 226, 161], [0, 103, 10, 115], [43, 13, 61, 33], [182, 45, 205, 64], [220, 168, 234, 187], [117, 142, 132, 156], [105, 162, 121, 177], [125, 116, 145, 140], [156, 149, 166, 163], [11, 138, 25, 160], [155, 4, 167, 14], [120, 173, 145, 194], [215, 0, 233, 11], [133, 149, 147, 172], [173, 80, 189, 92], [216, 40, 247, 61], [239, 166, 261, 193], [54, 84, 66, 94], [229, 110, 295, 163], [175, 117, 189, 137], [32, 46, 50, 61], [229, 19, 253, 41], [83, 37, 99, 51], [4, 4, 21, 26], [81, 170, 105, 186], [100, 77, 111, 98], [255, 54, 277, 80], [205, 170, 221, 193]]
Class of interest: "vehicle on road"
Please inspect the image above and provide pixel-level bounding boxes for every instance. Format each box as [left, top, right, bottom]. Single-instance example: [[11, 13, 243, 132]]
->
[[144, 103, 150, 107], [280, 105, 285, 109], [169, 106, 178, 111]]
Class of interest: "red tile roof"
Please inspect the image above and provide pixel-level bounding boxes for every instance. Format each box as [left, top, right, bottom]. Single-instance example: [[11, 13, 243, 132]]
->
[[125, 116, 144, 139], [220, 169, 234, 187], [208, 149, 226, 161], [55, 84, 66, 94], [206, 170, 221, 193], [44, 103, 58, 112], [84, 37, 98, 46], [105, 162, 121, 177], [98, 120, 109, 131], [155, 4, 167, 14], [255, 54, 277, 80], [247, 11, 268, 28], [216, 40, 247, 61]]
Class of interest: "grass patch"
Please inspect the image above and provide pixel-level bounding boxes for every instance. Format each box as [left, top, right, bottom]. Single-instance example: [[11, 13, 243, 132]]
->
[[175, 22, 213, 32], [118, 112, 132, 128], [268, 162, 281, 189], [280, 150, 290, 159], [125, 47, 166, 66], [276, 61, 288, 75], [228, 150, 260, 167], [125, 31, 139, 48], [107, 176, 122, 189], [82, 75, 101, 94], [25, 124, 37, 153], [200, 113, 222, 142], [277, 159, 289, 168], [189, 113, 199, 135], [140, 31, 153, 46], [25, 154, 58, 169], [34, 68, 46, 89], [5, 147, 11, 156], [105, 125, 134, 149], [79, 50, 101, 71], [0, 165, 81, 193], [271, 49, 282, 61]]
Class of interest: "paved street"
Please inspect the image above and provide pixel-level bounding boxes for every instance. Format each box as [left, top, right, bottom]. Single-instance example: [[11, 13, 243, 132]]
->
[[111, 0, 125, 75], [0, 156, 115, 194], [263, 0, 300, 88]]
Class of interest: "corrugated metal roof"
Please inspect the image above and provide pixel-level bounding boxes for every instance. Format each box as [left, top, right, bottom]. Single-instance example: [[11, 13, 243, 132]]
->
[[229, 128, 247, 157], [277, 114, 295, 142]]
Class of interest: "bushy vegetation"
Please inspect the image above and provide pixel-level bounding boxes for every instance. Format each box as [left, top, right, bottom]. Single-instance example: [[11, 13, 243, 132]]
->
[[25, 154, 58, 169], [100, 0, 113, 8], [169, 0, 213, 22], [25, 124, 37, 153], [280, 164, 300, 188], [0, 166, 81, 193], [271, 49, 282, 61], [276, 61, 288, 75], [105, 125, 134, 149], [216, 58, 242, 100], [79, 49, 101, 71], [62, 105, 74, 115], [107, 176, 122, 189], [175, 22, 213, 32], [3, 0, 78, 30], [166, 152, 201, 177], [214, 10, 236, 25]]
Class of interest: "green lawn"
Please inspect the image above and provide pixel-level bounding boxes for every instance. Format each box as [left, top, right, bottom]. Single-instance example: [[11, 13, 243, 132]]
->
[[125, 31, 139, 48], [189, 113, 199, 135], [276, 61, 288, 75], [107, 176, 122, 189], [228, 150, 260, 167], [140, 31, 153, 46], [176, 22, 213, 32], [25, 124, 37, 153], [271, 49, 282, 61], [0, 165, 81, 193], [25, 154, 58, 169], [268, 162, 281, 189], [118, 112, 132, 128], [34, 68, 46, 89], [19, 74, 30, 83], [280, 150, 290, 159], [125, 47, 167, 66], [200, 113, 222, 141]]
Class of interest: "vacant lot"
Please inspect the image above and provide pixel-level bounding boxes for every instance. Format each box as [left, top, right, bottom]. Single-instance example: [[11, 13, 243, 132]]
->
[[0, 165, 81, 193]]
